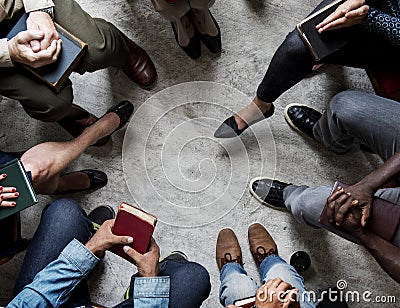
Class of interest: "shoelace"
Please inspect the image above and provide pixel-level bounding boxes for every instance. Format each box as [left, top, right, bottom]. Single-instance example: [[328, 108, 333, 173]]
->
[[221, 252, 243, 267], [253, 246, 275, 265]]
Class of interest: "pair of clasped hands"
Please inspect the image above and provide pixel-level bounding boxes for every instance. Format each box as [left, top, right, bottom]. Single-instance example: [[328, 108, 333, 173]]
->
[[7, 11, 61, 68]]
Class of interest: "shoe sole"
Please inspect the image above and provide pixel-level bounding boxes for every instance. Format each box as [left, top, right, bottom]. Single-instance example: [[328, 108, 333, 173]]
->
[[284, 103, 315, 139], [159, 250, 188, 263], [249, 177, 288, 212]]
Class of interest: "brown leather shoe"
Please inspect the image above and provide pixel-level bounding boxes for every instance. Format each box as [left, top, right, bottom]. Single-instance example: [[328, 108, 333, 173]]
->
[[123, 39, 157, 88], [216, 228, 243, 271], [248, 223, 278, 267]]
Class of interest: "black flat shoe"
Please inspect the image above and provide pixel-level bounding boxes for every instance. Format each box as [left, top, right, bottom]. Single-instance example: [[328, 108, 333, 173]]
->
[[94, 100, 134, 146], [171, 22, 201, 60], [54, 169, 108, 195], [196, 11, 221, 53], [214, 104, 275, 138], [284, 104, 321, 139]]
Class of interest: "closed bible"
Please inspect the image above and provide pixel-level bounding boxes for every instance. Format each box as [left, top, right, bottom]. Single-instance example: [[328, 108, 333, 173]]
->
[[6, 13, 87, 92], [109, 202, 157, 263], [319, 181, 400, 243], [0, 159, 38, 220]]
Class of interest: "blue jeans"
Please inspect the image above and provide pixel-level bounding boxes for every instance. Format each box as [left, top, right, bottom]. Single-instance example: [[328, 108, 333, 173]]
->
[[219, 254, 315, 308], [13, 198, 211, 308]]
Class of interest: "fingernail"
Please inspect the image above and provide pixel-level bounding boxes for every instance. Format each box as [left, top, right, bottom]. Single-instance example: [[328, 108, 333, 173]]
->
[[346, 192, 351, 195], [11, 202, 16, 206], [15, 192, 19, 197], [0, 186, 3, 190], [123, 246, 130, 252], [1, 174, 6, 178], [337, 186, 342, 190], [0, 196, 3, 200], [11, 188, 16, 192], [329, 219, 333, 223], [336, 222, 340, 226], [127, 237, 133, 243]]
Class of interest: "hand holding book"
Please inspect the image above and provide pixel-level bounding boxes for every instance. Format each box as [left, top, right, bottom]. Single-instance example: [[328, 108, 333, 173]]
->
[[26, 11, 59, 52], [8, 30, 62, 68], [85, 219, 133, 258], [0, 173, 18, 208], [123, 238, 160, 277], [316, 0, 369, 33]]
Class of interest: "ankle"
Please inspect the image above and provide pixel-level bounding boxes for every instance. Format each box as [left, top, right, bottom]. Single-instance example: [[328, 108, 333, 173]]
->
[[253, 97, 272, 113]]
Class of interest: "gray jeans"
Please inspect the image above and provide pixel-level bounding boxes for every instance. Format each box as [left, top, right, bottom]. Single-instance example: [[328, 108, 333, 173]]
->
[[283, 90, 400, 247]]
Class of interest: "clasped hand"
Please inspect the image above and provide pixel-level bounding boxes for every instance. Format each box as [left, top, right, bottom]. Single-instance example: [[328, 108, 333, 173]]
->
[[327, 182, 374, 234], [316, 0, 369, 33], [8, 11, 61, 68]]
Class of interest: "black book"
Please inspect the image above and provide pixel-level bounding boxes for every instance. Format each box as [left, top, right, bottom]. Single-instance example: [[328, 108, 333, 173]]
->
[[297, 0, 353, 61], [6, 13, 87, 92]]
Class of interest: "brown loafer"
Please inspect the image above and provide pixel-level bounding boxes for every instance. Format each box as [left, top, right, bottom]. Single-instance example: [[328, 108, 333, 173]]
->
[[248, 223, 278, 267], [123, 39, 157, 88], [216, 228, 243, 271]]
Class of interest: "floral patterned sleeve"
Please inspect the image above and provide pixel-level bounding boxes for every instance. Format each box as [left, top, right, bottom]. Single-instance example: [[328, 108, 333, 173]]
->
[[361, 7, 400, 45]]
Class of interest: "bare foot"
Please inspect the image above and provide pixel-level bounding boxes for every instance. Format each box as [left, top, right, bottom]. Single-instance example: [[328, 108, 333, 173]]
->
[[56, 172, 91, 193], [234, 97, 273, 130]]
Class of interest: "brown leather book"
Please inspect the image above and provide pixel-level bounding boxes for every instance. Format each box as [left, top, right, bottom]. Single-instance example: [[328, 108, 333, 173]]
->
[[109, 202, 157, 263], [6, 13, 87, 92], [319, 181, 400, 243]]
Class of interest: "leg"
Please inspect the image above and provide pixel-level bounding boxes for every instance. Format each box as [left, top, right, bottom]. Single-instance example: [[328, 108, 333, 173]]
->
[[20, 112, 120, 194], [284, 185, 400, 247], [313, 90, 400, 159], [0, 68, 88, 122], [219, 262, 258, 306], [158, 259, 211, 308], [13, 199, 92, 303], [259, 254, 315, 308], [53, 0, 130, 73]]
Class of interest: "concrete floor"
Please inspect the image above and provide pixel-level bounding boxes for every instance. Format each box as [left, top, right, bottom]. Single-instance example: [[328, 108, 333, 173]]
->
[[1, 0, 399, 307]]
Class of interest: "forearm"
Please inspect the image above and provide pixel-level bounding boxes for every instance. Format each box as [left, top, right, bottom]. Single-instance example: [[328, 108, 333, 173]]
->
[[358, 151, 400, 191], [8, 239, 99, 308], [361, 8, 400, 45], [355, 230, 400, 283]]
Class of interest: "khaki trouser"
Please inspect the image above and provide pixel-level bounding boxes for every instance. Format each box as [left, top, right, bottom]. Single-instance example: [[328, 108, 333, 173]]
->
[[0, 0, 131, 122], [151, 0, 216, 46]]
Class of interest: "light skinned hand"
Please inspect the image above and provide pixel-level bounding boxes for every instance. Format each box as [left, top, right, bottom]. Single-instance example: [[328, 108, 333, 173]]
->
[[316, 0, 369, 33], [0, 173, 18, 207], [123, 237, 160, 277], [8, 30, 62, 68], [27, 11, 59, 51], [255, 278, 300, 308], [85, 219, 133, 258]]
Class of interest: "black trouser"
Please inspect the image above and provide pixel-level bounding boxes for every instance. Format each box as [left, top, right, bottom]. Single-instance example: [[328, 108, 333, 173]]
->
[[256, 0, 400, 103]]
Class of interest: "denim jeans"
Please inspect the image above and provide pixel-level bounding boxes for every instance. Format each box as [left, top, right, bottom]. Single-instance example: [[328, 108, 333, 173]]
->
[[219, 254, 315, 308], [13, 198, 211, 308], [256, 0, 400, 103], [13, 198, 94, 307], [284, 90, 400, 247]]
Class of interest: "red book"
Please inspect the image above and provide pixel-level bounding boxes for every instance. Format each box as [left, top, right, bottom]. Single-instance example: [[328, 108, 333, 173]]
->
[[109, 202, 157, 263], [319, 182, 400, 244]]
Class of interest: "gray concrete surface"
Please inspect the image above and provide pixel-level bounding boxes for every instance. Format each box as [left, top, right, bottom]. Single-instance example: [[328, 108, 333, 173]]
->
[[1, 0, 399, 307]]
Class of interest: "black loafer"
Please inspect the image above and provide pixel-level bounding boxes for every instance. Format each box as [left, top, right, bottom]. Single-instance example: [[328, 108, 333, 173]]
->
[[94, 100, 134, 146], [171, 22, 201, 60], [249, 177, 291, 210], [284, 104, 321, 139], [214, 104, 275, 138], [197, 11, 221, 53], [54, 169, 108, 195], [88, 205, 116, 231]]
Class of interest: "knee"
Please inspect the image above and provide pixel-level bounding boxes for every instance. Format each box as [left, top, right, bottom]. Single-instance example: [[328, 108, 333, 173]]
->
[[281, 30, 311, 61], [42, 199, 84, 222], [180, 262, 211, 295], [329, 90, 369, 123], [21, 156, 51, 185]]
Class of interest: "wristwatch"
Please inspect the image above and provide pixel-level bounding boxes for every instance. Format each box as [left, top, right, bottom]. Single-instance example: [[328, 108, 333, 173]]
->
[[32, 7, 55, 20]]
